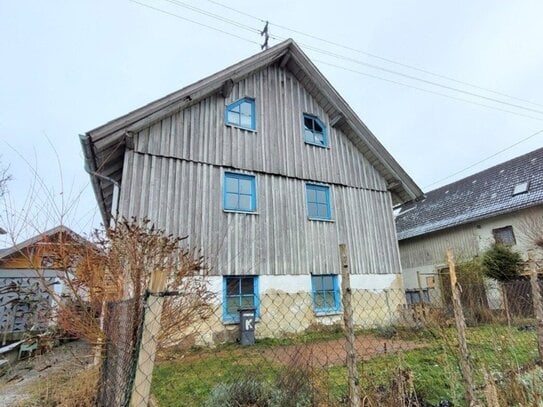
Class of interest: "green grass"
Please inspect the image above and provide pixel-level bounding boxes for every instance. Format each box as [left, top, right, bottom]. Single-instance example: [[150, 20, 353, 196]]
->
[[151, 323, 538, 407]]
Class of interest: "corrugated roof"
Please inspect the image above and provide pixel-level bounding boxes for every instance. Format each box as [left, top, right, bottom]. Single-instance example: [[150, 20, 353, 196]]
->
[[396, 147, 543, 240]]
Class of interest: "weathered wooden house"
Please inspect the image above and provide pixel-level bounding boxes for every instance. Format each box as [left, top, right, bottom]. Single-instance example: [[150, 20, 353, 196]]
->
[[0, 226, 86, 341], [80, 39, 422, 341], [396, 147, 543, 308]]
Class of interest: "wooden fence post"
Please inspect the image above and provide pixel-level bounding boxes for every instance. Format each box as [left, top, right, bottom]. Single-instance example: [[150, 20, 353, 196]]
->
[[130, 269, 168, 407], [340, 244, 361, 407], [528, 252, 543, 362], [447, 249, 477, 407], [501, 284, 511, 328]]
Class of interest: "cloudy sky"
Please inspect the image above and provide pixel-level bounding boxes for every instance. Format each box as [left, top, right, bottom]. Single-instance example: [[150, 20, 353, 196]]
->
[[1, 0, 543, 243]]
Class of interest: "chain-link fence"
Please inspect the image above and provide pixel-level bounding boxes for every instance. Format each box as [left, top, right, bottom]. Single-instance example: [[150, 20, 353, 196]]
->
[[97, 263, 542, 407], [97, 297, 144, 407]]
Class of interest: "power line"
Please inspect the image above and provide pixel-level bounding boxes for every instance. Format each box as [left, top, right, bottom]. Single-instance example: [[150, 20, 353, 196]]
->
[[160, 0, 260, 34], [131, 0, 543, 122], [161, 0, 543, 116], [312, 59, 543, 122], [129, 0, 260, 46], [204, 0, 543, 109], [290, 42, 543, 116], [423, 128, 543, 189]]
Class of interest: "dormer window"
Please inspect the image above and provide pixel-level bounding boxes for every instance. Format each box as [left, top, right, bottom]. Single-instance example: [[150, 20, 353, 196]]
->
[[512, 182, 529, 196], [303, 114, 327, 147], [225, 98, 256, 130]]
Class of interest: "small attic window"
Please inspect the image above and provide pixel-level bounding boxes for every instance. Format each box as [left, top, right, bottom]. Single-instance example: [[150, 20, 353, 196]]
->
[[225, 98, 256, 130], [512, 182, 529, 196], [303, 114, 327, 147]]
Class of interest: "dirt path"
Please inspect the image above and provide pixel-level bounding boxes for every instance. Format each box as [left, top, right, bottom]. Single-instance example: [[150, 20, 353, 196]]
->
[[0, 340, 93, 407], [261, 335, 424, 367]]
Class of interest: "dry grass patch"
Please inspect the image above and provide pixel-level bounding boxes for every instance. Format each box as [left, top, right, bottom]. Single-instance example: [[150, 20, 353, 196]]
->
[[17, 365, 99, 407]]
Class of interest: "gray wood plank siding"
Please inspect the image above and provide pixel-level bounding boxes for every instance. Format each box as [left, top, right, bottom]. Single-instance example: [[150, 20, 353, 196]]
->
[[398, 225, 479, 269], [133, 65, 386, 192], [118, 63, 401, 276]]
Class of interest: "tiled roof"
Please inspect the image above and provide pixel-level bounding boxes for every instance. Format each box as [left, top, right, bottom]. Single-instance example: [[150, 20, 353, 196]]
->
[[396, 147, 543, 240]]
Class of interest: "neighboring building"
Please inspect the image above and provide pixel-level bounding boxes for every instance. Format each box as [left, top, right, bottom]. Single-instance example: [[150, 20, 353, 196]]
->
[[80, 39, 422, 342], [0, 226, 87, 341], [396, 147, 543, 308]]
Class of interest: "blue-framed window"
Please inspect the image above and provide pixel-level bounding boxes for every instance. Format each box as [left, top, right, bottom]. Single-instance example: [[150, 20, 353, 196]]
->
[[223, 172, 257, 213], [223, 276, 259, 322], [303, 113, 327, 147], [225, 98, 256, 130], [311, 274, 340, 314], [305, 184, 332, 220]]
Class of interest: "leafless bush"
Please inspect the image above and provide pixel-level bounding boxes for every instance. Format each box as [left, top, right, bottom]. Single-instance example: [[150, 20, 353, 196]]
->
[[47, 218, 215, 349], [518, 209, 543, 251]]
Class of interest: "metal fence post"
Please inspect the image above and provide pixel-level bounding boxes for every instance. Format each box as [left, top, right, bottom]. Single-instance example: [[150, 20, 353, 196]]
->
[[340, 244, 361, 407], [447, 249, 477, 407], [130, 269, 168, 407]]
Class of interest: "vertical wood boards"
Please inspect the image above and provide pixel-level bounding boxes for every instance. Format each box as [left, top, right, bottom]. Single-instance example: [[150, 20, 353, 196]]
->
[[117, 63, 401, 277]]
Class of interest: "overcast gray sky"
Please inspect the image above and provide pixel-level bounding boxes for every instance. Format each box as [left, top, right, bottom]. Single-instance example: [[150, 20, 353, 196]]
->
[[1, 0, 543, 244]]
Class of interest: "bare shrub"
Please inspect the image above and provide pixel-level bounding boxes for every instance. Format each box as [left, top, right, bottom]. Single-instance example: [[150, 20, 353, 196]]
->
[[51, 218, 215, 350]]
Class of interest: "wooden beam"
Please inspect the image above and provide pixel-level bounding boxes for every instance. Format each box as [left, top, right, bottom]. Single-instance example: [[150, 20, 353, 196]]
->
[[340, 244, 361, 407], [220, 79, 234, 98], [330, 114, 343, 127], [279, 53, 291, 68], [130, 269, 169, 407], [447, 249, 477, 407]]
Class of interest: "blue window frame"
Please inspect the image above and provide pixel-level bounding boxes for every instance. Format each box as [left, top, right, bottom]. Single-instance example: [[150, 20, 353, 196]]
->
[[305, 184, 332, 220], [303, 113, 327, 147], [225, 98, 256, 130], [223, 276, 259, 322], [223, 172, 257, 213], [311, 274, 340, 314]]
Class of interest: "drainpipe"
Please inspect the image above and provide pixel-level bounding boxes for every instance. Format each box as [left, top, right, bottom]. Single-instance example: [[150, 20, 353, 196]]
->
[[79, 134, 120, 228]]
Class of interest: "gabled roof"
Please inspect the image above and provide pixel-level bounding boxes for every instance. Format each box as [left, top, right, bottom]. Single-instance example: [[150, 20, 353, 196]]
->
[[81, 39, 422, 223], [396, 147, 543, 240], [0, 225, 89, 260]]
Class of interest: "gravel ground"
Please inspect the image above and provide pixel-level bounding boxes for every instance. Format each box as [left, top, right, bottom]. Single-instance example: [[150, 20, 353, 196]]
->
[[0, 340, 93, 407]]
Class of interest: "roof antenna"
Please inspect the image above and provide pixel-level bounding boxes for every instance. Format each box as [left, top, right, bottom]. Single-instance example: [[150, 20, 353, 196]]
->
[[260, 21, 269, 50]]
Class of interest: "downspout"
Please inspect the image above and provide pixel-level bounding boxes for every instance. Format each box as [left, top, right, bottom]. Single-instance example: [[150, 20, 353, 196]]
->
[[79, 133, 120, 228]]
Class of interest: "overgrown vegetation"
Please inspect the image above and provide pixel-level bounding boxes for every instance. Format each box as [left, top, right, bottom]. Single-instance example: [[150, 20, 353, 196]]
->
[[482, 244, 523, 282], [17, 366, 99, 407], [151, 324, 538, 406]]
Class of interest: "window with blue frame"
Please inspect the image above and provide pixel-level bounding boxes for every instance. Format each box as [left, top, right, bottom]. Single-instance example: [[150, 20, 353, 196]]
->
[[225, 98, 256, 130], [305, 184, 332, 220], [223, 276, 259, 322], [303, 114, 327, 147], [311, 274, 340, 314], [223, 172, 257, 212]]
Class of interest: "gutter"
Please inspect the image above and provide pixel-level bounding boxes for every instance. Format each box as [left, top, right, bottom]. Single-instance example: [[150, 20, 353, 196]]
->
[[79, 133, 120, 227]]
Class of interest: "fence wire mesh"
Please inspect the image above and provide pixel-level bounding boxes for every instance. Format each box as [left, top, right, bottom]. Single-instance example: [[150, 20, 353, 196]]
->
[[106, 272, 543, 407], [98, 297, 144, 407]]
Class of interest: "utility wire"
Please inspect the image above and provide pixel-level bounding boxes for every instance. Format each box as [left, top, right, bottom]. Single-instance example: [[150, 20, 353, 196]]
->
[[129, 0, 260, 46], [132, 0, 543, 122], [204, 0, 543, 108], [161, 0, 260, 34], [423, 128, 543, 189], [312, 59, 543, 122], [127, 1, 543, 194], [162, 0, 543, 116]]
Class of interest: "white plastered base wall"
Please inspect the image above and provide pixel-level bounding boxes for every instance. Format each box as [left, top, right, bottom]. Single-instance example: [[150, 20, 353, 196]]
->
[[192, 274, 406, 346]]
